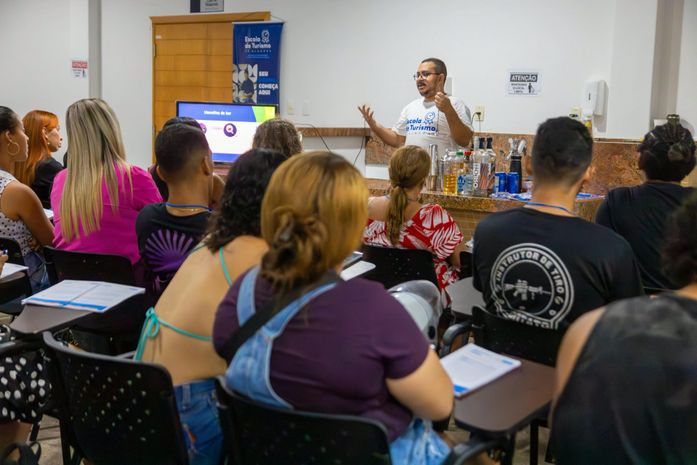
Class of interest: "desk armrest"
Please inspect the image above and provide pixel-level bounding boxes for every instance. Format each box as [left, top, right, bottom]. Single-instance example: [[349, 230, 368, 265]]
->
[[439, 322, 472, 357]]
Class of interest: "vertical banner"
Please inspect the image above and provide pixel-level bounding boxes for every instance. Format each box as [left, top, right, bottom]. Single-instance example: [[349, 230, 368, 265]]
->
[[232, 22, 283, 106]]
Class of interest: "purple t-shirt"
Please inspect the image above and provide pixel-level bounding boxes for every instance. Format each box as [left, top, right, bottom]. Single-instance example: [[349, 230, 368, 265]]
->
[[213, 272, 430, 441]]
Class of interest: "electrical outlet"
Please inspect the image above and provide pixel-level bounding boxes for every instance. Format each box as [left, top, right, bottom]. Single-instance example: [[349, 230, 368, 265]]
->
[[287, 101, 295, 115], [474, 105, 485, 122], [302, 100, 310, 116]]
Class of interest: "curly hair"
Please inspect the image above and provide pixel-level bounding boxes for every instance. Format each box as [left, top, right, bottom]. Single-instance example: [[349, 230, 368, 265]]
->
[[203, 148, 287, 251], [252, 118, 302, 158], [662, 191, 697, 287], [638, 122, 696, 182]]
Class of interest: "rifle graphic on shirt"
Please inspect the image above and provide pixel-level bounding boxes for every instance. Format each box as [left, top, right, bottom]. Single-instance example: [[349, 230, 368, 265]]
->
[[504, 279, 551, 302]]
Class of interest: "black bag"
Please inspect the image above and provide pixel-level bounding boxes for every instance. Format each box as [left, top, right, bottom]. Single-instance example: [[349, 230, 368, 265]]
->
[[0, 442, 41, 465]]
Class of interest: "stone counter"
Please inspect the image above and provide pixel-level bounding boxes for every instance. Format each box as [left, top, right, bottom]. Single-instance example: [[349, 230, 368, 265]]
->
[[366, 178, 603, 239]]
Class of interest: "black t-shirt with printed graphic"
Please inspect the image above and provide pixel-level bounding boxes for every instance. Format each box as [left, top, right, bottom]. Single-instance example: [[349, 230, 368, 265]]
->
[[472, 208, 643, 330], [136, 203, 210, 297]]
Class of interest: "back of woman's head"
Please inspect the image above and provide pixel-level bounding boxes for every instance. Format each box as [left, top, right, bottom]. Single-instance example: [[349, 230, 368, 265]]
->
[[663, 191, 697, 287], [15, 110, 58, 185], [386, 145, 430, 244], [261, 151, 368, 291], [61, 98, 128, 241], [204, 148, 287, 251], [0, 106, 18, 135], [252, 118, 302, 158], [638, 123, 696, 182]]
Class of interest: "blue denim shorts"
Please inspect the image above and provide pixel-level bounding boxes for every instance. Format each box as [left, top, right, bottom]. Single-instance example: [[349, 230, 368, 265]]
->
[[174, 379, 223, 465]]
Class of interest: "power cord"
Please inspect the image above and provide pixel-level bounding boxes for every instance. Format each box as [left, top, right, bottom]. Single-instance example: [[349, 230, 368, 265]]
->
[[293, 121, 367, 168], [352, 120, 367, 167]]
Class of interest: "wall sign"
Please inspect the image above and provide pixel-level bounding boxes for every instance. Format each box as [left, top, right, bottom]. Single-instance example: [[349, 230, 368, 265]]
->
[[190, 0, 223, 13], [507, 70, 541, 96], [232, 22, 283, 105], [71, 60, 88, 79]]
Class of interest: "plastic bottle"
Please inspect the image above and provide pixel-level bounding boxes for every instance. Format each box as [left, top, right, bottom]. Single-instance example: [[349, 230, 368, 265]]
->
[[473, 137, 489, 197], [442, 150, 459, 194]]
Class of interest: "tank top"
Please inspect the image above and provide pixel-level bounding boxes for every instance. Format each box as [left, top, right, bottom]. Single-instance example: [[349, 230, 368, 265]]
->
[[551, 293, 697, 464], [0, 170, 33, 255]]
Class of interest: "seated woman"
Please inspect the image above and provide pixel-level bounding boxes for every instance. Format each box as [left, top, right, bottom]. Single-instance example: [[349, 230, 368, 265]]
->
[[363, 145, 464, 301], [213, 151, 454, 465], [136, 123, 215, 297], [50, 99, 161, 265], [134, 148, 287, 465], [552, 192, 697, 464], [0, 106, 54, 292], [596, 122, 695, 290], [14, 110, 63, 207], [252, 117, 302, 158]]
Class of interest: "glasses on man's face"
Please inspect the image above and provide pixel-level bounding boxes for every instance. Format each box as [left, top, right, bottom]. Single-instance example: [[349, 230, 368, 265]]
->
[[413, 71, 439, 81]]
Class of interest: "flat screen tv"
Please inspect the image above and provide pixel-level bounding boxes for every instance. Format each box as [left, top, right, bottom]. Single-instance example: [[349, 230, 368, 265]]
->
[[176, 101, 277, 163]]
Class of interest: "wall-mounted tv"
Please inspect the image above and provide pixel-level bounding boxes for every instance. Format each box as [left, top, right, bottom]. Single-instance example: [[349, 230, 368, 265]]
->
[[176, 101, 277, 163]]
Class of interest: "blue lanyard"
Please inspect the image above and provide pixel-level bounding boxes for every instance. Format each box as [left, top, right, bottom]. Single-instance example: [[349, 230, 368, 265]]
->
[[165, 202, 211, 212], [525, 201, 575, 216]]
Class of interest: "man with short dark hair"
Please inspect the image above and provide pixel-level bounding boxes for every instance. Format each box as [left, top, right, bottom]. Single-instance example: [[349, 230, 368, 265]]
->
[[472, 117, 643, 331], [358, 58, 473, 154]]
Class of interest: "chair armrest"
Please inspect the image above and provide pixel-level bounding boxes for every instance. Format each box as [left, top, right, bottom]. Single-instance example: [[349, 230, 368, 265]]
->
[[116, 350, 136, 359], [439, 322, 471, 357], [442, 437, 503, 465]]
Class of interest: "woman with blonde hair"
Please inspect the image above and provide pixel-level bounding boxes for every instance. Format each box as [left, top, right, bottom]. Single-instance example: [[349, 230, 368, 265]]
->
[[0, 106, 53, 291], [214, 151, 454, 465], [15, 110, 63, 206], [50, 98, 161, 264], [252, 117, 302, 158], [363, 145, 464, 302]]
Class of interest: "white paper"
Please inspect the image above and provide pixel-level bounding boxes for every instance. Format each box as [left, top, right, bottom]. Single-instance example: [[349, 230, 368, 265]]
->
[[340, 261, 376, 281], [0, 263, 28, 282], [22, 280, 144, 312], [43, 209, 54, 220], [441, 343, 521, 396]]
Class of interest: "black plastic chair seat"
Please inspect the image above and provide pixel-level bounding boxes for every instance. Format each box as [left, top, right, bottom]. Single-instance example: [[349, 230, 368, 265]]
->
[[361, 245, 438, 290], [43, 247, 136, 286]]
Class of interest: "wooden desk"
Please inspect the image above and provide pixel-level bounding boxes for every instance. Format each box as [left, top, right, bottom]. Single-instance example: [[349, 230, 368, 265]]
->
[[453, 357, 555, 437], [10, 305, 90, 335]]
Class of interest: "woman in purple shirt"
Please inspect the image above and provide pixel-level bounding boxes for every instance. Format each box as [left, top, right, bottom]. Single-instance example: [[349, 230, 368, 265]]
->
[[213, 151, 454, 465]]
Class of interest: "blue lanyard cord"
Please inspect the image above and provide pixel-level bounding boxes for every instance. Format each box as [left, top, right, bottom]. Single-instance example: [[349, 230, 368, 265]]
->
[[524, 201, 575, 216], [134, 307, 212, 361], [165, 202, 211, 212]]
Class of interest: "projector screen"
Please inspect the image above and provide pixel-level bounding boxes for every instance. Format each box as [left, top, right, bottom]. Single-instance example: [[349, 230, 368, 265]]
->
[[176, 101, 277, 163]]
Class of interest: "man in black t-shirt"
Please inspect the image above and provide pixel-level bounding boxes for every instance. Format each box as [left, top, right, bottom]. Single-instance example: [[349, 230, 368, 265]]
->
[[473, 117, 643, 331], [136, 123, 214, 297]]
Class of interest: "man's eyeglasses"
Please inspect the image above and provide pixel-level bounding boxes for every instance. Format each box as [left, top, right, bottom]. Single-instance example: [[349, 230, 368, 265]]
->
[[413, 71, 440, 80]]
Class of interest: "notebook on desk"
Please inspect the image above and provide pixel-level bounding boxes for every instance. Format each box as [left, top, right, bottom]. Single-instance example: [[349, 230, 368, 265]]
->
[[22, 280, 144, 312], [441, 343, 522, 396], [0, 263, 28, 282]]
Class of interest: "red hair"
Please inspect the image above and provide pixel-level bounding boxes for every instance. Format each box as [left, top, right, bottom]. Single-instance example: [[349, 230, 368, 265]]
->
[[15, 110, 59, 186]]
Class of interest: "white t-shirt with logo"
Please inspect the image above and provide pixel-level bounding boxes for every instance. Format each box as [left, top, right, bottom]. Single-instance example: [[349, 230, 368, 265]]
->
[[392, 97, 473, 155]]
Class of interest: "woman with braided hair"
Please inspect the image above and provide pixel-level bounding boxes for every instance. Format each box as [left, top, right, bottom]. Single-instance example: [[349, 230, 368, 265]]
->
[[596, 122, 695, 290], [363, 145, 465, 303]]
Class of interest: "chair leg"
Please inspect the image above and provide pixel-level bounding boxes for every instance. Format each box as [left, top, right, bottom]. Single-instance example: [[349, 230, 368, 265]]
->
[[544, 437, 556, 464], [501, 433, 516, 465], [529, 422, 538, 465], [28, 416, 41, 442]]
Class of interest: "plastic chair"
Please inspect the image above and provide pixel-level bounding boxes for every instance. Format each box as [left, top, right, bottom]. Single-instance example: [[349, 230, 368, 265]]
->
[[361, 245, 438, 290], [441, 306, 565, 465], [215, 379, 499, 465], [0, 238, 33, 313], [43, 246, 136, 286], [42, 331, 189, 465]]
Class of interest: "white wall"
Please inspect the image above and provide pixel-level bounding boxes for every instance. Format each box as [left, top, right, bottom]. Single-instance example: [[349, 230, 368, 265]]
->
[[0, 0, 90, 161], [676, 0, 697, 132], [100, 0, 625, 168]]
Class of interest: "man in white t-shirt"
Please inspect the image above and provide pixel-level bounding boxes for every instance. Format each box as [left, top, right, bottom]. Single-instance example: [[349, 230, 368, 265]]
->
[[358, 58, 474, 155]]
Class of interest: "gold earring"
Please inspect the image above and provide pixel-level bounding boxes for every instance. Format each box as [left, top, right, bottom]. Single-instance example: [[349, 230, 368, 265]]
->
[[7, 140, 19, 157]]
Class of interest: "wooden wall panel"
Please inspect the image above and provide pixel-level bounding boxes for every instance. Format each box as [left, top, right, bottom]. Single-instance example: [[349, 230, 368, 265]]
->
[[151, 12, 270, 162]]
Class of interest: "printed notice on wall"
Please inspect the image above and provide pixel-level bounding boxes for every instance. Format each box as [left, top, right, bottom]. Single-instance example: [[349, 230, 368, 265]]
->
[[507, 70, 541, 96], [71, 60, 88, 79], [201, 0, 224, 12]]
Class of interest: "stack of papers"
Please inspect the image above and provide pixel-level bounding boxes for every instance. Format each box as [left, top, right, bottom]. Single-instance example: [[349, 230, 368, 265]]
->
[[43, 208, 54, 220], [0, 263, 28, 282], [22, 280, 144, 312], [441, 343, 522, 396], [340, 261, 376, 281]]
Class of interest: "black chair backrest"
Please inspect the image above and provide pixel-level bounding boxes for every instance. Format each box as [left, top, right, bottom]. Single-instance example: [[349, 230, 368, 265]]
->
[[42, 331, 188, 465], [472, 306, 565, 366], [0, 237, 25, 266], [361, 245, 438, 290], [43, 247, 135, 286], [459, 250, 473, 279], [215, 379, 392, 465], [644, 286, 669, 295]]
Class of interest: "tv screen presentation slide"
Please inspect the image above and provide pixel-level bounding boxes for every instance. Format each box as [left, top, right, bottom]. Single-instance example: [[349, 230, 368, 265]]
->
[[176, 101, 277, 163]]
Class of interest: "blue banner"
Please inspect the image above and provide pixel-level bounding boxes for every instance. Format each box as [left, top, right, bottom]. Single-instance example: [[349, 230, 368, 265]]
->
[[233, 22, 283, 106]]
